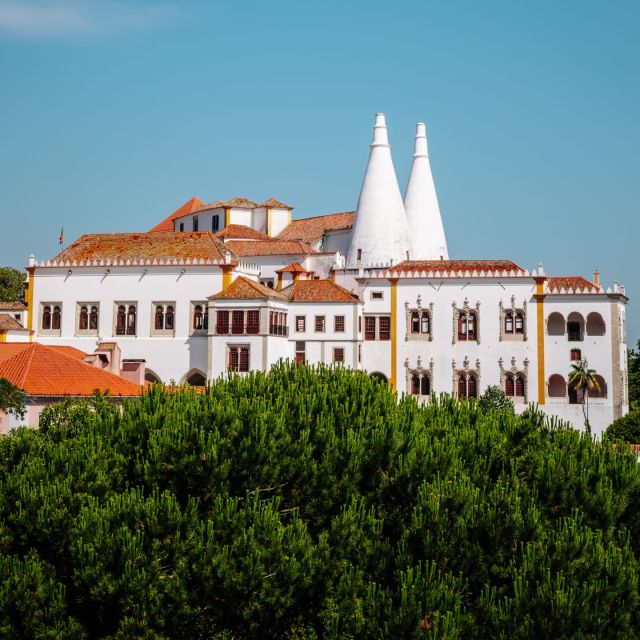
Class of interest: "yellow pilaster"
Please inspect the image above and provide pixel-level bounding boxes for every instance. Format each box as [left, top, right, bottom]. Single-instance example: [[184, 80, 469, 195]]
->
[[389, 277, 398, 391], [26, 267, 34, 342], [224, 207, 231, 227], [534, 277, 546, 404], [277, 273, 283, 290], [0, 332, 6, 343], [222, 265, 234, 289]]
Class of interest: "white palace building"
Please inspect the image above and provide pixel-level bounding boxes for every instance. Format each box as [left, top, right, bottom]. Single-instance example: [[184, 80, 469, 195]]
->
[[20, 114, 629, 435]]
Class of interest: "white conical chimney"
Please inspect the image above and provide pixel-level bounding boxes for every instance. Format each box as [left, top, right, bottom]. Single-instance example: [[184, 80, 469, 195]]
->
[[346, 113, 412, 268], [404, 123, 448, 260]]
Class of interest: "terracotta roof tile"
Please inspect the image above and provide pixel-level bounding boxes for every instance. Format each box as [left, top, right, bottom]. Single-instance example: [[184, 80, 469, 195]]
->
[[275, 262, 308, 274], [196, 197, 257, 212], [50, 231, 235, 264], [0, 314, 27, 331], [260, 198, 294, 210], [225, 240, 318, 257], [0, 343, 142, 397], [387, 259, 525, 276], [283, 279, 359, 303], [215, 225, 271, 241], [149, 197, 205, 233], [51, 346, 88, 359], [209, 276, 287, 301], [278, 211, 356, 243], [0, 301, 26, 311], [547, 276, 600, 293]]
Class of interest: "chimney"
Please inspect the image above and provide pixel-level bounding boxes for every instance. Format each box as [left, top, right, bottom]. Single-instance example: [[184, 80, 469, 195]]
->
[[593, 269, 600, 286], [120, 359, 146, 386]]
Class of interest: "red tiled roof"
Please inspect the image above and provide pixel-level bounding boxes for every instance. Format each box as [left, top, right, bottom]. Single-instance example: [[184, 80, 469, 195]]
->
[[386, 260, 525, 276], [196, 197, 257, 212], [0, 314, 27, 331], [215, 224, 271, 241], [260, 198, 294, 210], [50, 232, 235, 264], [278, 211, 356, 243], [149, 197, 205, 233], [51, 346, 88, 359], [275, 262, 308, 274], [284, 279, 359, 303], [225, 240, 318, 257], [0, 343, 142, 397], [209, 276, 287, 301], [547, 276, 600, 293], [0, 301, 26, 311]]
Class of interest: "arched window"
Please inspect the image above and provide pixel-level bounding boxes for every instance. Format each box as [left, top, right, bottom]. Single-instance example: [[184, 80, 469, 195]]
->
[[458, 376, 467, 398], [547, 312, 565, 336], [515, 313, 524, 334], [155, 305, 165, 330], [515, 375, 525, 397], [52, 306, 61, 330], [127, 305, 136, 335], [505, 375, 514, 396], [116, 305, 126, 335], [411, 311, 420, 334], [567, 312, 584, 342], [165, 305, 174, 331], [586, 312, 606, 336], [468, 374, 477, 398], [505, 313, 514, 334], [421, 312, 430, 334], [411, 374, 420, 395], [42, 305, 51, 330], [193, 305, 203, 330], [548, 374, 566, 398], [79, 305, 89, 330], [89, 306, 98, 330], [458, 314, 466, 339], [421, 375, 430, 396], [591, 375, 607, 398]]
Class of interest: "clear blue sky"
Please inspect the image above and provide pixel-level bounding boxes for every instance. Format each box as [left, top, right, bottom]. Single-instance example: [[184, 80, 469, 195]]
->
[[1, 0, 638, 342]]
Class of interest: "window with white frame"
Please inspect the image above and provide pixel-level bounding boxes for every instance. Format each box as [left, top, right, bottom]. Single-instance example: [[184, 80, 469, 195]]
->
[[77, 303, 99, 336], [334, 315, 345, 332], [295, 315, 306, 332], [315, 315, 326, 332], [191, 302, 209, 335], [114, 303, 137, 336], [333, 347, 345, 363], [228, 345, 250, 372], [152, 303, 176, 336], [40, 302, 62, 335]]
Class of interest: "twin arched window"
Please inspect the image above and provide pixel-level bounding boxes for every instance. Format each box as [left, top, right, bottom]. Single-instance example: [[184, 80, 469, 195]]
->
[[154, 304, 175, 332], [193, 304, 208, 331], [410, 311, 431, 335], [116, 304, 137, 336], [504, 312, 524, 334], [410, 373, 430, 396], [458, 373, 477, 398], [505, 374, 525, 398], [42, 305, 61, 331], [458, 311, 477, 341], [79, 305, 99, 332]]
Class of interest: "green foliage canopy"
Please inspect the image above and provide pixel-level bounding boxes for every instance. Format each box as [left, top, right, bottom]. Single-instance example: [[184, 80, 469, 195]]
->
[[629, 340, 640, 410], [0, 267, 25, 303], [478, 384, 514, 414], [605, 407, 640, 444], [1, 363, 640, 639], [0, 378, 25, 419]]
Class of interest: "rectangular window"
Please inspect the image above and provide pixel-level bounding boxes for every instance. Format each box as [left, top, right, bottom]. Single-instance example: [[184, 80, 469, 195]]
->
[[371, 291, 383, 300], [179, 222, 184, 232], [193, 216, 199, 231], [232, 310, 245, 334], [333, 347, 344, 363], [315, 316, 325, 332], [212, 214, 220, 232], [334, 315, 345, 332], [295, 341, 305, 364], [365, 316, 376, 341], [114, 303, 137, 337], [228, 346, 250, 372], [379, 316, 390, 341], [216, 310, 230, 334], [570, 348, 582, 361], [247, 310, 260, 334]]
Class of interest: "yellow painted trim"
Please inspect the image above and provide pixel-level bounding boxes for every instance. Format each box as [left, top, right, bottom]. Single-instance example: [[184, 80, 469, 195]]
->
[[535, 278, 546, 404], [266, 208, 272, 237], [389, 277, 398, 391], [330, 271, 336, 283], [224, 207, 231, 227], [277, 273, 283, 290], [0, 332, 6, 343], [26, 267, 34, 342], [222, 266, 234, 289]]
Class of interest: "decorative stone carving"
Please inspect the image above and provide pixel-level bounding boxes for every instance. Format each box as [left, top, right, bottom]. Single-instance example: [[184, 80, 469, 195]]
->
[[498, 296, 527, 342], [405, 297, 434, 341], [452, 298, 481, 345], [498, 356, 529, 402]]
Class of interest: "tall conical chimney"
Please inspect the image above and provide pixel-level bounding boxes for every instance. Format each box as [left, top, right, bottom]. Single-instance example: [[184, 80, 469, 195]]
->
[[346, 113, 412, 268], [404, 123, 448, 260]]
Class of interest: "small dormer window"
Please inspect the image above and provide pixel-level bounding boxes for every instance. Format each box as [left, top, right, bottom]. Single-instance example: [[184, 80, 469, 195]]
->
[[193, 216, 199, 232], [179, 222, 184, 232], [357, 249, 362, 260], [212, 215, 220, 232]]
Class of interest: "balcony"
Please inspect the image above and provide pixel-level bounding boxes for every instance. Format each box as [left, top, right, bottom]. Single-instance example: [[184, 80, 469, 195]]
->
[[215, 323, 288, 337]]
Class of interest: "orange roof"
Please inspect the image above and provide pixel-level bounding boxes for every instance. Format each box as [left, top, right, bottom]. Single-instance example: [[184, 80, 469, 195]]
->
[[225, 240, 318, 257], [196, 196, 257, 212], [0, 301, 26, 311], [386, 259, 525, 276], [0, 343, 142, 397], [260, 198, 294, 210], [278, 211, 356, 243], [275, 262, 308, 274], [149, 197, 205, 233], [547, 276, 600, 293], [215, 224, 271, 241], [209, 276, 287, 301], [284, 279, 359, 303], [50, 345, 87, 359], [0, 314, 27, 332], [50, 232, 235, 265]]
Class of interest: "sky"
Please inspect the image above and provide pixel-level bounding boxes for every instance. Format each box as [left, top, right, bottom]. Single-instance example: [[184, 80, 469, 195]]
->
[[1, 0, 639, 341]]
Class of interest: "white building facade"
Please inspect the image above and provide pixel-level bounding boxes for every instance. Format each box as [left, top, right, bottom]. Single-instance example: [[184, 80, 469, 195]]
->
[[22, 114, 628, 437]]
